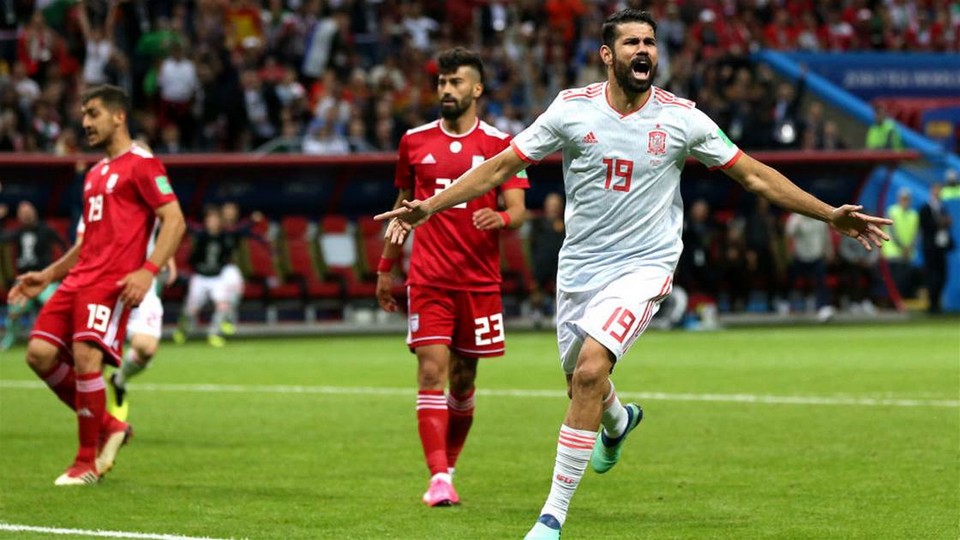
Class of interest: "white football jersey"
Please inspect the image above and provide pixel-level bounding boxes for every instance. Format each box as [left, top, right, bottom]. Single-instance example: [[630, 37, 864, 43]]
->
[[512, 82, 741, 292]]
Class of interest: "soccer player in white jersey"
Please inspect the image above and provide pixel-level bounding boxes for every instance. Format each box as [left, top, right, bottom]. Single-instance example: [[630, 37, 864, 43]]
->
[[106, 220, 177, 421], [377, 9, 892, 539]]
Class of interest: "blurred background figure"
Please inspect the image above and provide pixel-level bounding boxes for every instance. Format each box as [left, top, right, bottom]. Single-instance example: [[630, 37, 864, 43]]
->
[[220, 202, 263, 332], [837, 234, 880, 316], [882, 188, 920, 300], [865, 105, 903, 150], [174, 207, 239, 347], [743, 197, 787, 314], [0, 201, 68, 350], [528, 192, 565, 326], [919, 183, 955, 314], [784, 212, 835, 321], [677, 199, 719, 318]]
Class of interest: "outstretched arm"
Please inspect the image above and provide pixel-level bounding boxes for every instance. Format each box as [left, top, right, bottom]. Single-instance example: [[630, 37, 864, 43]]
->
[[376, 147, 528, 240], [724, 153, 891, 249]]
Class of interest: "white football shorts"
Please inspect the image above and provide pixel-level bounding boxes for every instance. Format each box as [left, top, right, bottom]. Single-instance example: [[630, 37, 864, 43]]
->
[[127, 285, 164, 339], [220, 264, 245, 301], [556, 268, 673, 374], [185, 273, 233, 312]]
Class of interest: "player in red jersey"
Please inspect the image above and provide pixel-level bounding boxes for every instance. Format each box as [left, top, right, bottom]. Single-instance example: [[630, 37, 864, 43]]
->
[[8, 85, 186, 486], [376, 47, 529, 507]]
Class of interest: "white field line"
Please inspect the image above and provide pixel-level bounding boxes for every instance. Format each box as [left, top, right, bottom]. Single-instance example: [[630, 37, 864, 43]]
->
[[0, 380, 957, 408], [0, 523, 241, 540]]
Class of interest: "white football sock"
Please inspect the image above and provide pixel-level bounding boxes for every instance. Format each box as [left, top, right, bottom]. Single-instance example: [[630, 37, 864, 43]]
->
[[539, 424, 596, 526], [117, 349, 147, 387], [601, 381, 628, 439]]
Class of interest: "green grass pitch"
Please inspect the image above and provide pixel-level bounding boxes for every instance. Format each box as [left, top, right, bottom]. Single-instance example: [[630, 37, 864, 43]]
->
[[1, 320, 958, 539]]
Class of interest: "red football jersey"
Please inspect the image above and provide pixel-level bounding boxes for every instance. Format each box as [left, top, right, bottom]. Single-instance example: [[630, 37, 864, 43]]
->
[[62, 145, 178, 290], [395, 119, 529, 292]]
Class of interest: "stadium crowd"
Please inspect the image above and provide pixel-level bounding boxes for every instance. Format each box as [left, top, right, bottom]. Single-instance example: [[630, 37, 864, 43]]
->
[[1, 0, 958, 155]]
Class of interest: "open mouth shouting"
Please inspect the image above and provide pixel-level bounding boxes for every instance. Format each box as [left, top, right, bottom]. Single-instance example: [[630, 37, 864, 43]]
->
[[631, 56, 652, 82]]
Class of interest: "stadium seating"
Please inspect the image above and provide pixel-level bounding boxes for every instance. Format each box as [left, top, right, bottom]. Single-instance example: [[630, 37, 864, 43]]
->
[[235, 225, 302, 322], [276, 216, 345, 319], [317, 215, 377, 301]]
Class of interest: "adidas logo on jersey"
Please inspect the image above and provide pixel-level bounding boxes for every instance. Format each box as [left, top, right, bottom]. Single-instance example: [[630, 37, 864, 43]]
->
[[582, 132, 598, 144], [422, 153, 437, 164]]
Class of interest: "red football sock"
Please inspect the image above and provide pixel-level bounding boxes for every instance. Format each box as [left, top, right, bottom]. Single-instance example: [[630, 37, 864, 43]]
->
[[40, 361, 77, 410], [416, 390, 449, 476], [75, 372, 106, 464], [446, 388, 476, 468]]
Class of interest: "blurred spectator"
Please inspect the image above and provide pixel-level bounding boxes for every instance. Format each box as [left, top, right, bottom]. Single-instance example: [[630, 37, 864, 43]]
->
[[837, 234, 880, 315], [882, 188, 919, 299], [819, 120, 848, 150], [528, 192, 565, 322], [347, 117, 377, 153], [156, 41, 199, 148], [11, 61, 41, 117], [785, 213, 835, 321], [769, 76, 805, 149], [678, 199, 719, 302], [0, 110, 25, 151], [719, 216, 750, 312], [31, 98, 61, 152], [865, 105, 903, 150], [401, 2, 438, 52], [302, 112, 349, 155], [2, 1, 956, 155], [241, 67, 281, 149], [744, 197, 786, 313], [156, 124, 182, 154], [919, 183, 955, 313], [942, 169, 960, 202], [0, 201, 68, 351], [77, 0, 117, 86], [17, 11, 66, 84]]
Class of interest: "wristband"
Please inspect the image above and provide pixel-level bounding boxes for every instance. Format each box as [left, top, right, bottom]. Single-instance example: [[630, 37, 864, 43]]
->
[[142, 261, 160, 275], [377, 256, 397, 273], [498, 211, 512, 228]]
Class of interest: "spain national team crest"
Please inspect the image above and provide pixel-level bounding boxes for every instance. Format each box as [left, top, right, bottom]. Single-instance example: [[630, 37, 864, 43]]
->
[[648, 130, 667, 155]]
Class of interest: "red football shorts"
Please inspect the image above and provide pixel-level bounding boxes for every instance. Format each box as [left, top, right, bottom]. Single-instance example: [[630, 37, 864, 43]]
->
[[406, 285, 506, 358], [30, 284, 132, 366]]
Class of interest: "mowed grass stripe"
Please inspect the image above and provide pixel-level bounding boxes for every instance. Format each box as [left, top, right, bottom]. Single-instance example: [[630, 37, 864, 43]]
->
[[1, 380, 956, 408]]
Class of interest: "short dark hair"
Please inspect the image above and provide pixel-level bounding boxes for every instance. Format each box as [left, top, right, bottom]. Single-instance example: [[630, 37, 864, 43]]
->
[[80, 85, 131, 115], [602, 9, 658, 49], [437, 47, 485, 85]]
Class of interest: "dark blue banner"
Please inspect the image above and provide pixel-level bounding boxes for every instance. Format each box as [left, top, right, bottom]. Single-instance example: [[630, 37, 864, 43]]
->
[[782, 52, 960, 100]]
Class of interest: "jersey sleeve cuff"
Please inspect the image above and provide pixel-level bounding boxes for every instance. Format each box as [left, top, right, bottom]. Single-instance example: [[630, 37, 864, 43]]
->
[[510, 141, 539, 165], [709, 149, 743, 171]]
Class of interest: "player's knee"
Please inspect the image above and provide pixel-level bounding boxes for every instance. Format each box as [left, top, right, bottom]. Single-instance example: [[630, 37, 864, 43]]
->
[[131, 336, 159, 360], [72, 344, 104, 374], [571, 347, 612, 393], [417, 366, 444, 389], [25, 339, 58, 373], [571, 362, 607, 393], [448, 357, 478, 393], [417, 359, 446, 389]]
